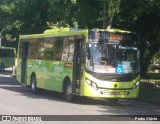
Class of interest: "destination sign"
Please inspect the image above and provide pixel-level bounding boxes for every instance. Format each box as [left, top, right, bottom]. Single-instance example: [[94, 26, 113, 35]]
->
[[88, 30, 135, 43], [109, 33, 122, 41]]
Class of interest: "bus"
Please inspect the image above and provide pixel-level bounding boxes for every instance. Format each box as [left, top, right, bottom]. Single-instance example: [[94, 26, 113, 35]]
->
[[16, 28, 140, 102], [0, 46, 16, 72]]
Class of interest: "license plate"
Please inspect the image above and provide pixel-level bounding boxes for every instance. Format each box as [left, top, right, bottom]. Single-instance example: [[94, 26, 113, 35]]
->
[[111, 91, 120, 95]]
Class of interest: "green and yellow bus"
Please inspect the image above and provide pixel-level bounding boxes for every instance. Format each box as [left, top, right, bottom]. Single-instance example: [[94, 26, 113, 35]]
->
[[16, 28, 140, 101], [0, 46, 16, 72]]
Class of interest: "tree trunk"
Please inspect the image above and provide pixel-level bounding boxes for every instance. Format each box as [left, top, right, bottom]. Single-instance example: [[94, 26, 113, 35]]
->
[[103, 0, 107, 29]]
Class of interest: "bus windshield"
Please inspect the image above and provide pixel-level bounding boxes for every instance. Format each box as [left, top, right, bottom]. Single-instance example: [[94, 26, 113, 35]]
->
[[85, 41, 139, 74], [0, 49, 15, 57]]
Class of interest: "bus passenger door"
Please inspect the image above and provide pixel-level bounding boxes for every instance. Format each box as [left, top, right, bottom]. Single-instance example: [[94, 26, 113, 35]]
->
[[72, 39, 83, 94], [21, 42, 28, 85]]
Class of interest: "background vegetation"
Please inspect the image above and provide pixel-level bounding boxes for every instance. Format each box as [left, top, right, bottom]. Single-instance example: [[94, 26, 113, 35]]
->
[[0, 0, 159, 75]]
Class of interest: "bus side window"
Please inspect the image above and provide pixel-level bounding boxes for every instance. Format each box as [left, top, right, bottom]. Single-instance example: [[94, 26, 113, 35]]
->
[[61, 36, 74, 62], [53, 37, 63, 61], [28, 39, 39, 59], [38, 38, 53, 60]]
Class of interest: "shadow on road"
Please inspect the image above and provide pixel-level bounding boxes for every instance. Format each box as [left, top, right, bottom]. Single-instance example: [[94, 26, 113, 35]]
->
[[0, 70, 108, 105], [0, 69, 13, 76], [0, 70, 124, 106], [0, 70, 160, 115], [0, 69, 118, 106], [0, 77, 108, 106], [0, 70, 127, 107]]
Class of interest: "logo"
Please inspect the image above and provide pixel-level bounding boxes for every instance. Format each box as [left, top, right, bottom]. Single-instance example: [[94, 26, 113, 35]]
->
[[2, 116, 11, 121], [116, 65, 124, 74], [1, 116, 42, 122], [114, 84, 118, 88]]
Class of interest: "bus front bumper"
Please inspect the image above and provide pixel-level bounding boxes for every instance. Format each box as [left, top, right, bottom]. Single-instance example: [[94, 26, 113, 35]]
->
[[81, 81, 139, 99]]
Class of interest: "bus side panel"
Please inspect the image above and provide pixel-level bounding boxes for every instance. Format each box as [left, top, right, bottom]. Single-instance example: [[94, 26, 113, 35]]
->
[[43, 61, 64, 92], [43, 61, 73, 92], [26, 59, 44, 88], [16, 58, 28, 85], [26, 60, 73, 93], [16, 58, 22, 84]]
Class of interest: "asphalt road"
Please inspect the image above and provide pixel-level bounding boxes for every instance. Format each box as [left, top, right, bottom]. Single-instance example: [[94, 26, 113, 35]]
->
[[0, 68, 160, 124]]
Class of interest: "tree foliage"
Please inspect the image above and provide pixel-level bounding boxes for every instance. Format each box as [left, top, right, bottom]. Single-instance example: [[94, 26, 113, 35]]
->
[[0, 0, 159, 74], [113, 0, 160, 74]]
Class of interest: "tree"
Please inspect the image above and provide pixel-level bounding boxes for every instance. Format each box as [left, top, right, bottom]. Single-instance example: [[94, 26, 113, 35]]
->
[[0, 0, 50, 39], [0, 0, 159, 75], [113, 0, 160, 75], [103, 0, 120, 29]]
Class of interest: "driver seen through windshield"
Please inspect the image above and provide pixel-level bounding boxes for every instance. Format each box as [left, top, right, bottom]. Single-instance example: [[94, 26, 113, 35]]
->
[[85, 42, 138, 74]]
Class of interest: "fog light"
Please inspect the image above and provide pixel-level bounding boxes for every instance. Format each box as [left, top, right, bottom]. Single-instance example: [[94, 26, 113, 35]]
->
[[91, 82, 98, 90]]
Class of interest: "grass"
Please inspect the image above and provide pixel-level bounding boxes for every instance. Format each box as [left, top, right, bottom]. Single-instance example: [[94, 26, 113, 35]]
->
[[139, 73, 160, 104]]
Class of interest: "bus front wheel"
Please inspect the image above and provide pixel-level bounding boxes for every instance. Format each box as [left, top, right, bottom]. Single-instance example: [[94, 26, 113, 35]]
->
[[30, 75, 37, 93], [63, 82, 73, 101]]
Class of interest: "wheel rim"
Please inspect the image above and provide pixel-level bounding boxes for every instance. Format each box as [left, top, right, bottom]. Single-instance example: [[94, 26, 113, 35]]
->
[[66, 85, 71, 96], [65, 84, 72, 100], [31, 77, 36, 92]]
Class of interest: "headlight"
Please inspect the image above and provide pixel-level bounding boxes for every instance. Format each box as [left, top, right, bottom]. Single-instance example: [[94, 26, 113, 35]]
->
[[85, 78, 98, 90], [85, 78, 92, 84], [91, 82, 98, 90]]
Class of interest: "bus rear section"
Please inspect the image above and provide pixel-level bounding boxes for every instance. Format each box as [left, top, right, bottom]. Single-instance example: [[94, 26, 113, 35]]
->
[[80, 29, 140, 99], [16, 30, 86, 101], [0, 46, 16, 72]]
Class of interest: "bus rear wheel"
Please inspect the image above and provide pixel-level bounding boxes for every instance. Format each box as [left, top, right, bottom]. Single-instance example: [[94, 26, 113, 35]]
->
[[63, 82, 73, 101], [30, 75, 37, 93]]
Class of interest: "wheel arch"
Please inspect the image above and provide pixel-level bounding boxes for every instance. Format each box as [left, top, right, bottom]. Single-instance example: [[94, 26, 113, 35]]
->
[[30, 72, 36, 85], [62, 76, 71, 93]]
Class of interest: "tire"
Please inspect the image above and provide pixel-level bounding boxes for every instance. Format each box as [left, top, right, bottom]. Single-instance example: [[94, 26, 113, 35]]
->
[[63, 82, 73, 101], [30, 75, 37, 93]]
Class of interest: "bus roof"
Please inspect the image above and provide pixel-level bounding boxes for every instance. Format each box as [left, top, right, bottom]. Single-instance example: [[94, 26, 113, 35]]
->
[[90, 28, 132, 33], [44, 28, 131, 34], [20, 28, 88, 40], [19, 28, 132, 40]]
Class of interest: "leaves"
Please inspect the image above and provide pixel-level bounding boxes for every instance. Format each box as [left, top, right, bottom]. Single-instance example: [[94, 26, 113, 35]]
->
[[0, 0, 159, 74]]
